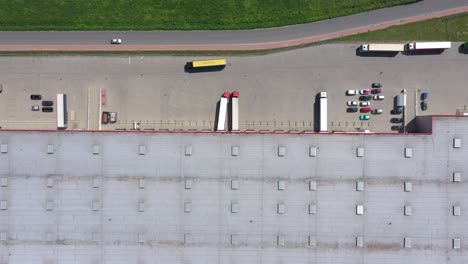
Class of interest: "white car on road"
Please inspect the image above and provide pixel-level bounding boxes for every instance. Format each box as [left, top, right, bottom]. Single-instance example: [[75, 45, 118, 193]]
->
[[111, 38, 122, 44]]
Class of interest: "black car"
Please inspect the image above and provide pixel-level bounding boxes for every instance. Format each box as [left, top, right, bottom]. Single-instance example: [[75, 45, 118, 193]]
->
[[42, 101, 54, 106], [359, 95, 371, 101], [30, 94, 42, 100], [391, 108, 403, 115], [391, 125, 403, 131], [371, 83, 382, 88], [42, 107, 53, 112], [347, 107, 358, 113], [390, 118, 403, 123], [421, 101, 428, 111]]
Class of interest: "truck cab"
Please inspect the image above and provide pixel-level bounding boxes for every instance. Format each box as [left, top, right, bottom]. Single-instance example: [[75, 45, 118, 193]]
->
[[360, 44, 369, 52]]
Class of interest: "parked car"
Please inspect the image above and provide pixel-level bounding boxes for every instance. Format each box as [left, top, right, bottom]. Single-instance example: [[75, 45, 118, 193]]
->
[[359, 115, 371, 120], [31, 106, 40, 111], [421, 101, 428, 111], [391, 108, 403, 115], [42, 107, 53, 112], [391, 125, 403, 131], [372, 83, 382, 88], [373, 95, 385, 100], [371, 88, 381, 94], [109, 112, 117, 123], [360, 89, 370, 95], [42, 101, 54, 106], [391, 118, 403, 123], [360, 102, 370, 106], [421, 92, 428, 101], [347, 101, 358, 106], [347, 107, 358, 113], [360, 107, 371, 113], [346, 90, 359, 95], [359, 95, 371, 101], [111, 38, 122, 44], [462, 42, 468, 50], [101, 111, 109, 124], [372, 109, 383, 114], [30, 94, 42, 100]]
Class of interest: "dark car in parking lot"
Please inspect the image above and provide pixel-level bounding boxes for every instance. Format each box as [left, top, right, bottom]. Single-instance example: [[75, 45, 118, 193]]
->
[[30, 94, 42, 100], [372, 83, 382, 88], [42, 101, 54, 106], [42, 107, 53, 112], [391, 125, 403, 131], [391, 118, 403, 123], [347, 107, 358, 113], [391, 108, 403, 115], [421, 101, 428, 111], [371, 88, 381, 94], [359, 95, 371, 101], [421, 92, 428, 101]]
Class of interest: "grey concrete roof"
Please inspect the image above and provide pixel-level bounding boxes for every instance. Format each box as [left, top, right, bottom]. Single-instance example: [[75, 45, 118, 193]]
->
[[0, 116, 467, 263]]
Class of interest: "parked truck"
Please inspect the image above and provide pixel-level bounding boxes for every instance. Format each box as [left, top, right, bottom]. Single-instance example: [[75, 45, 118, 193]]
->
[[230, 91, 239, 131], [406, 42, 451, 51], [319, 92, 328, 132], [216, 92, 230, 131], [360, 43, 405, 52]]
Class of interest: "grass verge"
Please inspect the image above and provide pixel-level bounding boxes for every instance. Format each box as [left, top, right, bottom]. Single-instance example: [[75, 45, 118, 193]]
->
[[0, 0, 419, 30], [337, 12, 468, 42]]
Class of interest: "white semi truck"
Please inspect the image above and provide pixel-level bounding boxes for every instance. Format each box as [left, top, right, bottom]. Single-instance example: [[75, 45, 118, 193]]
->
[[230, 91, 239, 131], [319, 92, 328, 133], [216, 92, 230, 131], [406, 41, 451, 50], [360, 43, 405, 52]]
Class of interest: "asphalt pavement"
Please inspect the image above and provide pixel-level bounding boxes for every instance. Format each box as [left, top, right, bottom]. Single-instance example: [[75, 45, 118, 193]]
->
[[0, 0, 466, 49]]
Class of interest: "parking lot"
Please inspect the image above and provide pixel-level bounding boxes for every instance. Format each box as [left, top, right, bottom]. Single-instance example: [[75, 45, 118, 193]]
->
[[0, 43, 467, 132]]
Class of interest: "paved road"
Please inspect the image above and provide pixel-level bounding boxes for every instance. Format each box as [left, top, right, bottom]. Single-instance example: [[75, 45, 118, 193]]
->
[[0, 0, 466, 50]]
